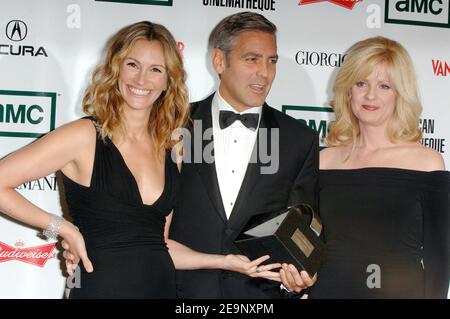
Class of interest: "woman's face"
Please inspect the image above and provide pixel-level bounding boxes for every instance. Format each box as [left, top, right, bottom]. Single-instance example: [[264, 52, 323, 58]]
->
[[118, 39, 168, 112], [350, 63, 397, 130]]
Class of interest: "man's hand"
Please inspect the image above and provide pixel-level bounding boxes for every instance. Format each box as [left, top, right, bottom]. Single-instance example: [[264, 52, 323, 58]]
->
[[280, 263, 317, 293]]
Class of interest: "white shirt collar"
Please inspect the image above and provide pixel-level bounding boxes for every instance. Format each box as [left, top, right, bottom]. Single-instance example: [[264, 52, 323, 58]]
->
[[212, 91, 263, 130]]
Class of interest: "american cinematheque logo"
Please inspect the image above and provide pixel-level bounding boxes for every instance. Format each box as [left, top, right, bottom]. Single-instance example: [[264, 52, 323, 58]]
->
[[298, 0, 363, 9], [282, 105, 335, 147], [0, 90, 57, 138], [95, 0, 173, 5], [0, 241, 57, 268], [385, 0, 450, 28]]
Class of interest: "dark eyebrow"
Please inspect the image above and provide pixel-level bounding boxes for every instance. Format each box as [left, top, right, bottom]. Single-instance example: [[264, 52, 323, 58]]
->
[[241, 52, 261, 58], [150, 64, 167, 69], [125, 57, 140, 63], [125, 57, 166, 69], [241, 52, 279, 60]]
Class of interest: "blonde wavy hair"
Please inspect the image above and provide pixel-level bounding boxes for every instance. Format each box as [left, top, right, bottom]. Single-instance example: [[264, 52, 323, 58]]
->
[[82, 21, 189, 156], [327, 36, 422, 147]]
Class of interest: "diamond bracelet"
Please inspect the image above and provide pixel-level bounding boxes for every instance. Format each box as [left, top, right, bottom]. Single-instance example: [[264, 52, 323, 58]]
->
[[42, 214, 64, 240]]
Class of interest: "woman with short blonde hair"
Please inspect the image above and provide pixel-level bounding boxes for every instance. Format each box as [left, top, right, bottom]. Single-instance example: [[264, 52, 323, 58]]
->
[[282, 36, 449, 298], [328, 36, 422, 148]]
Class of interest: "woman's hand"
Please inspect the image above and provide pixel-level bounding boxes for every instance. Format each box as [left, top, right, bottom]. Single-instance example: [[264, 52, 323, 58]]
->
[[59, 221, 93, 275], [222, 254, 282, 282]]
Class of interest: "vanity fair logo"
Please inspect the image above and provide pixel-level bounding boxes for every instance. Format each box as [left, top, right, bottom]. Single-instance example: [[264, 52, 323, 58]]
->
[[0, 241, 57, 267], [432, 59, 449, 76], [298, 0, 363, 9]]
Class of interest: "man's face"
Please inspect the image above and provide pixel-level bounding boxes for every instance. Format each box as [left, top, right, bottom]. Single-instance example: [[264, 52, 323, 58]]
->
[[213, 31, 278, 112]]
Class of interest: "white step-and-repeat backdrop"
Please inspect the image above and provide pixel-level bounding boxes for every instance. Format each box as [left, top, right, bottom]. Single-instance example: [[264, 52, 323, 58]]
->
[[0, 0, 449, 298]]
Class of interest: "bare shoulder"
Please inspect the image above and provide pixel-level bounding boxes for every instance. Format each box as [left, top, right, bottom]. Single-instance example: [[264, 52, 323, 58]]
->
[[49, 118, 97, 145], [320, 146, 346, 169], [412, 144, 445, 171], [397, 143, 446, 171], [59, 118, 96, 136], [54, 118, 98, 182], [0, 118, 98, 187], [37, 118, 98, 168]]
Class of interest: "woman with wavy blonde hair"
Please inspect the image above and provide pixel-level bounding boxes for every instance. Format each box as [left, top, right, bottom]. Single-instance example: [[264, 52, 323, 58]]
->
[[0, 20, 188, 298], [305, 36, 448, 298], [82, 21, 189, 155]]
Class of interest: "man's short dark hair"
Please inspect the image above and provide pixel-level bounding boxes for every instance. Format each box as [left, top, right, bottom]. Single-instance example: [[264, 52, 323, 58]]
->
[[208, 11, 277, 55]]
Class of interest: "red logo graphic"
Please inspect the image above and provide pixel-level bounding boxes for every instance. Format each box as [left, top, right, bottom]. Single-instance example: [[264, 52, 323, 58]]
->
[[298, 0, 363, 9], [0, 241, 57, 267], [432, 59, 449, 76], [177, 41, 185, 55]]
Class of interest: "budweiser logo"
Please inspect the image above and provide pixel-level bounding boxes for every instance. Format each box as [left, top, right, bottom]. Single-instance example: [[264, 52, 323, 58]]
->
[[0, 241, 57, 267], [298, 0, 363, 9]]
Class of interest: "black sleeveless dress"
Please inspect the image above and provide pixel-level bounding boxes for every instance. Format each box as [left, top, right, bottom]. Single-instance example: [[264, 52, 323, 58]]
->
[[62, 120, 179, 298], [309, 168, 449, 299]]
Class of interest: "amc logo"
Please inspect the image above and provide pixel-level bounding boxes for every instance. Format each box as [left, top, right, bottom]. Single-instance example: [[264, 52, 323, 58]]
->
[[0, 90, 56, 138], [385, 0, 450, 28], [95, 0, 172, 5], [282, 105, 335, 147]]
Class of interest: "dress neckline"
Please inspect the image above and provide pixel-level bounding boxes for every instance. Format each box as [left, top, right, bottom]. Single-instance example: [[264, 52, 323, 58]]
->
[[320, 167, 448, 174], [107, 138, 169, 207]]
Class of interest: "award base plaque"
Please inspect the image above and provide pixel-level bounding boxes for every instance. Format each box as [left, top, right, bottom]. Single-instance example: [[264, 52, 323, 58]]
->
[[234, 204, 325, 276]]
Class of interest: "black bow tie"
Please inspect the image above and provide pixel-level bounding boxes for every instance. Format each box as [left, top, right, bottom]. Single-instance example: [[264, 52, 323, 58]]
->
[[219, 110, 259, 130]]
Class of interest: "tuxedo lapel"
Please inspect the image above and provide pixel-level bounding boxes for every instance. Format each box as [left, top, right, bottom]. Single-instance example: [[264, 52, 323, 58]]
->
[[191, 94, 227, 223], [228, 104, 278, 228]]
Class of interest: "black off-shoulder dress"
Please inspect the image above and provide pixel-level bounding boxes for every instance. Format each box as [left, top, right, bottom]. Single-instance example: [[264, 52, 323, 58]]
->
[[309, 168, 449, 299]]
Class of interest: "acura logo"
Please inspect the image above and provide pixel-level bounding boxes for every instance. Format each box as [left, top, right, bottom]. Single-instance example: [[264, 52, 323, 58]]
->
[[6, 20, 27, 42]]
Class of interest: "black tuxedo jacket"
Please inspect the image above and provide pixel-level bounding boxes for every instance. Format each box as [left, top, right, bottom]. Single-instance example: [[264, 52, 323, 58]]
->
[[170, 93, 319, 298]]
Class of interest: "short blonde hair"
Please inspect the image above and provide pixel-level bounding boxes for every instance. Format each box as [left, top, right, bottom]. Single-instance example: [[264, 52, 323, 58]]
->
[[82, 21, 189, 155], [327, 36, 422, 147]]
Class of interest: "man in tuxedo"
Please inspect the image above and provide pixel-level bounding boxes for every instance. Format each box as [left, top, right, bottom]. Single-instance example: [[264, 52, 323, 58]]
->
[[169, 11, 319, 299]]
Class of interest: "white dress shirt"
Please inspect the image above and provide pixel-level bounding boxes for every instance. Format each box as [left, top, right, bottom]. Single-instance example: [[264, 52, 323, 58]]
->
[[211, 92, 262, 219]]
